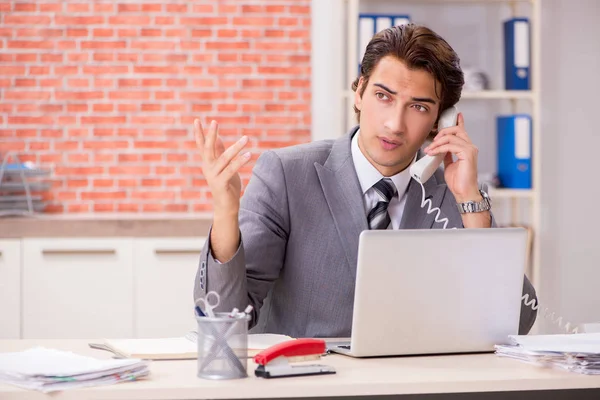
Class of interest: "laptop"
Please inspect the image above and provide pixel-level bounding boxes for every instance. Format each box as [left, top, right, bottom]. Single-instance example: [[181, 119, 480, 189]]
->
[[329, 227, 528, 357]]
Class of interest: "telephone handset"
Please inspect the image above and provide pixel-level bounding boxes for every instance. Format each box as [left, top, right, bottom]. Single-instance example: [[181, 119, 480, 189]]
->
[[407, 106, 459, 230], [409, 106, 459, 184]]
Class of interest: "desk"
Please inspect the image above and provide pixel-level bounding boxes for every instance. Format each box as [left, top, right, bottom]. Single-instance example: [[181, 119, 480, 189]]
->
[[1, 340, 600, 400]]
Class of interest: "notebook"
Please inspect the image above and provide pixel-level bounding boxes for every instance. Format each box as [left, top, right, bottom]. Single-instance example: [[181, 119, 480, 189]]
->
[[92, 333, 293, 360]]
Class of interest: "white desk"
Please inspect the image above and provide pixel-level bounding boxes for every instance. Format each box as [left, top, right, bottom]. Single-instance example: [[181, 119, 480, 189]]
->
[[1, 340, 600, 400]]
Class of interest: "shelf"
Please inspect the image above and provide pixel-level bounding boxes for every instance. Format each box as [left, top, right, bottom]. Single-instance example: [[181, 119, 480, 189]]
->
[[342, 90, 534, 101], [461, 90, 534, 100], [0, 182, 52, 192], [488, 188, 533, 199]]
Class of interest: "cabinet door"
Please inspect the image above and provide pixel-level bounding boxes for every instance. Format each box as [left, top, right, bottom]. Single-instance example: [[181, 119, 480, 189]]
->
[[22, 238, 133, 339], [0, 240, 21, 339], [133, 238, 206, 338]]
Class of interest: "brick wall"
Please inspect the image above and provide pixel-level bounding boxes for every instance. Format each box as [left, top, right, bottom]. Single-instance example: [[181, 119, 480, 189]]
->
[[0, 0, 311, 213]]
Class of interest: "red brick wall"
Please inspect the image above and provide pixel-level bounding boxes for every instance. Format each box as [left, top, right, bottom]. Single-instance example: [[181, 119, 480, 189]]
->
[[0, 1, 311, 213]]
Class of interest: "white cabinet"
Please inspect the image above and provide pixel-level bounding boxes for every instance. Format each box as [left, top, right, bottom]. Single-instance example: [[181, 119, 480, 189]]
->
[[22, 238, 134, 339], [133, 238, 206, 338], [0, 240, 21, 339], [11, 236, 206, 339]]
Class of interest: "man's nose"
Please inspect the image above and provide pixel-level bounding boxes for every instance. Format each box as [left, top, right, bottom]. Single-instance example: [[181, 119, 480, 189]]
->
[[384, 108, 406, 134]]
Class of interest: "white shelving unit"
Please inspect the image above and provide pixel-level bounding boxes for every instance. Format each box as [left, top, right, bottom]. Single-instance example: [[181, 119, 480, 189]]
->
[[339, 0, 542, 290]]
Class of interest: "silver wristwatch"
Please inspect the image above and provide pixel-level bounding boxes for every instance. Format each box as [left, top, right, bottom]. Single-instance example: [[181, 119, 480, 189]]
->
[[456, 189, 491, 214]]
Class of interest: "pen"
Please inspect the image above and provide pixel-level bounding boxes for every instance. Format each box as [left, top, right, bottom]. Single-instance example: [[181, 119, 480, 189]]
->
[[195, 306, 206, 317], [228, 308, 240, 318]]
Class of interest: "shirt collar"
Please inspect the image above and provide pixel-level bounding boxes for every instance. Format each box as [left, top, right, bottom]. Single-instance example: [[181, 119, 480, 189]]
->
[[351, 129, 416, 197]]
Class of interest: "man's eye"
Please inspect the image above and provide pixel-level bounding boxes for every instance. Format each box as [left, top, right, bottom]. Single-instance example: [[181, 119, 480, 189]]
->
[[413, 104, 428, 112], [375, 92, 389, 101]]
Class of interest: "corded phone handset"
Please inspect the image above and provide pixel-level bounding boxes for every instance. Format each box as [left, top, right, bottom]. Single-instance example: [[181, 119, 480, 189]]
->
[[407, 106, 579, 334], [410, 106, 459, 185], [408, 106, 459, 230]]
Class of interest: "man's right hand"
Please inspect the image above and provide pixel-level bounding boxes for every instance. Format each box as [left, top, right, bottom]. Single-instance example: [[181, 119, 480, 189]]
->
[[194, 119, 251, 261]]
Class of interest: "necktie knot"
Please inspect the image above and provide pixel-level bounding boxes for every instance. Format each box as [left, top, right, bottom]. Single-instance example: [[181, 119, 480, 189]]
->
[[372, 178, 397, 203], [367, 178, 397, 230]]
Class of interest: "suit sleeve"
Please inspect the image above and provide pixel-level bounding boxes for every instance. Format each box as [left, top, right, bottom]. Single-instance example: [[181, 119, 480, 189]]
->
[[193, 150, 289, 327]]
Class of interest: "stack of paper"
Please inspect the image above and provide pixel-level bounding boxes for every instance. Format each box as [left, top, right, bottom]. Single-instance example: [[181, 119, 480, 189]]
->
[[0, 347, 149, 393], [495, 332, 600, 374]]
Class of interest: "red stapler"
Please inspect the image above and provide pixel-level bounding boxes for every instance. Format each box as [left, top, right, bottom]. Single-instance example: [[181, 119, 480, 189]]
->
[[254, 338, 336, 378]]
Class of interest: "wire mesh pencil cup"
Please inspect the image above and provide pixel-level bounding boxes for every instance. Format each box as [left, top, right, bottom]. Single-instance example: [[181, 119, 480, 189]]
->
[[196, 313, 251, 380]]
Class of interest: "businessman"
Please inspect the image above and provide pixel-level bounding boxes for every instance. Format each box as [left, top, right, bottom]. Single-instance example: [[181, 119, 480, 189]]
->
[[193, 24, 537, 337]]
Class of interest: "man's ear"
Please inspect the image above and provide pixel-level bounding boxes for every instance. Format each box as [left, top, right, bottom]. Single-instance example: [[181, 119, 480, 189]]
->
[[426, 113, 441, 141], [426, 129, 437, 142], [354, 77, 365, 111], [427, 106, 444, 140]]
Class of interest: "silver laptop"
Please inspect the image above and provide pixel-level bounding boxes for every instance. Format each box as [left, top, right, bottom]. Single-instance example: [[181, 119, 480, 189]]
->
[[329, 228, 528, 357]]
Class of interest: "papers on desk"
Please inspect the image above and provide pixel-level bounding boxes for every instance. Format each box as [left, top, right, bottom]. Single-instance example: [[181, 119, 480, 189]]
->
[[95, 333, 294, 360], [495, 333, 600, 374], [0, 347, 149, 393]]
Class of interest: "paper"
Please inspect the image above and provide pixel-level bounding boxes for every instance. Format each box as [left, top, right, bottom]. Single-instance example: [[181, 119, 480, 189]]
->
[[103, 337, 196, 359], [99, 333, 294, 360], [0, 347, 149, 393], [509, 332, 600, 353], [495, 333, 600, 374]]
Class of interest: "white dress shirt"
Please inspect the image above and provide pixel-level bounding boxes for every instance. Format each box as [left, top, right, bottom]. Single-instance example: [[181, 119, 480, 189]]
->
[[351, 130, 415, 229]]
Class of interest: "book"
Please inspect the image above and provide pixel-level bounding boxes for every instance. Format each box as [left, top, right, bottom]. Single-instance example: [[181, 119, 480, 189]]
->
[[93, 333, 294, 360]]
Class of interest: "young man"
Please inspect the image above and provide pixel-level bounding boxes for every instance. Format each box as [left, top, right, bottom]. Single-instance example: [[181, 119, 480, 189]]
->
[[193, 24, 537, 337]]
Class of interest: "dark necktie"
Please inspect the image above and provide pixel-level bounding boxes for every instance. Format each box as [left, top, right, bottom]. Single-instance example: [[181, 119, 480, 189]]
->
[[367, 178, 397, 230]]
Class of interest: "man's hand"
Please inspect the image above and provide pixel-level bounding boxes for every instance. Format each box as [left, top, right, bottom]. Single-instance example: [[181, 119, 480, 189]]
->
[[423, 112, 480, 203], [194, 119, 252, 261], [423, 112, 490, 228], [194, 119, 251, 218]]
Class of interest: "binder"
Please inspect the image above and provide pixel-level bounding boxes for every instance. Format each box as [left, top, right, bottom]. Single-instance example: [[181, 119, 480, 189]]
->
[[375, 15, 392, 33], [503, 18, 530, 90], [358, 14, 410, 73], [496, 115, 532, 189], [358, 14, 375, 73]]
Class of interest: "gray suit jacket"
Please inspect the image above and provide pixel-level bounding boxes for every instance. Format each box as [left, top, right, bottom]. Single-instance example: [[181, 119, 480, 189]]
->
[[194, 127, 538, 337]]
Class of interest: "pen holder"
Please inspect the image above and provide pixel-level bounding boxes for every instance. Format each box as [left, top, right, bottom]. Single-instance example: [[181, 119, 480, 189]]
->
[[196, 313, 251, 380]]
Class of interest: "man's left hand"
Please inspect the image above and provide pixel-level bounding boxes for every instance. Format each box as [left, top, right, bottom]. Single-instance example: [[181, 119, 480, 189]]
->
[[423, 112, 481, 203]]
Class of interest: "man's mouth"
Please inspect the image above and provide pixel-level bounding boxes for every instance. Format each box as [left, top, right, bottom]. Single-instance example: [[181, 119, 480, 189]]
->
[[379, 137, 402, 150]]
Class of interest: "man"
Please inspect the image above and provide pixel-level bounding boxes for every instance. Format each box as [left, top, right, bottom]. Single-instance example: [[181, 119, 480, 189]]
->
[[193, 24, 537, 337]]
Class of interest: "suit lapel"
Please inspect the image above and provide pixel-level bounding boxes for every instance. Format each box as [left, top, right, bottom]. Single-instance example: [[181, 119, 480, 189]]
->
[[315, 127, 367, 279], [400, 150, 449, 229]]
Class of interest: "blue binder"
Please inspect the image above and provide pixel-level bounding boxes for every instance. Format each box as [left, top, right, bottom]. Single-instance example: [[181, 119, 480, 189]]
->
[[497, 115, 532, 189], [503, 18, 531, 90]]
